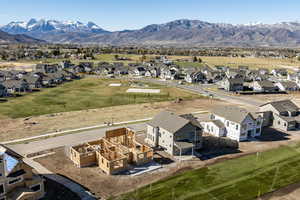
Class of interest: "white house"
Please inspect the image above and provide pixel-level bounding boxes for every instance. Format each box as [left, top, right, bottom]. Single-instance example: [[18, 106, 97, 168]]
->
[[202, 106, 263, 141], [201, 120, 226, 137]]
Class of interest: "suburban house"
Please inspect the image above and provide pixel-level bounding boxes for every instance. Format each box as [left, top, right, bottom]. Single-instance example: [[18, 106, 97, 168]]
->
[[0, 83, 7, 97], [0, 145, 45, 199], [252, 81, 278, 92], [246, 70, 268, 82], [220, 78, 244, 92], [185, 71, 205, 83], [2, 80, 30, 93], [145, 67, 160, 78], [260, 100, 300, 131], [22, 75, 43, 90], [160, 67, 178, 80], [275, 81, 299, 91], [132, 66, 146, 76], [201, 120, 226, 137], [35, 64, 59, 74], [258, 68, 269, 75], [271, 69, 287, 77], [202, 106, 263, 141], [146, 111, 203, 156]]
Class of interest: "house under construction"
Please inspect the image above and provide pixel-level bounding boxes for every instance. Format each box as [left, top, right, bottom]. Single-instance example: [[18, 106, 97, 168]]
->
[[67, 128, 154, 175]]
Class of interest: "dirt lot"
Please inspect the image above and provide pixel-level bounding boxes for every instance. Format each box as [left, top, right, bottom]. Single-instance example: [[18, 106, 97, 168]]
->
[[35, 128, 300, 200], [0, 98, 232, 142], [0, 61, 35, 71]]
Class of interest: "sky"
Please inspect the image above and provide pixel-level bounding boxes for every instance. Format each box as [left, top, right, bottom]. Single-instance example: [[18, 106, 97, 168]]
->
[[1, 0, 300, 31]]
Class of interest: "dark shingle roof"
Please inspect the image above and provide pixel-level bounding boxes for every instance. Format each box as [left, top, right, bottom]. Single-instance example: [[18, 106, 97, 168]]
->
[[147, 111, 199, 133], [256, 80, 275, 88], [279, 81, 298, 88], [260, 100, 299, 113]]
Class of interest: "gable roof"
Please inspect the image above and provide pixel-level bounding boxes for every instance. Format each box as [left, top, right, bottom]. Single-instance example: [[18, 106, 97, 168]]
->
[[278, 81, 299, 88], [147, 111, 200, 133], [260, 100, 299, 113], [255, 80, 276, 88], [226, 78, 244, 84], [212, 106, 254, 124]]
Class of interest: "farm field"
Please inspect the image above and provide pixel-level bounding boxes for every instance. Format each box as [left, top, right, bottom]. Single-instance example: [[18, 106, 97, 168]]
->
[[4, 54, 300, 71], [113, 142, 300, 200], [0, 78, 201, 118], [201, 56, 300, 70]]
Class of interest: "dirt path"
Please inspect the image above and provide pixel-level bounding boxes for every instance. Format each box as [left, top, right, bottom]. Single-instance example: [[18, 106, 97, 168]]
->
[[259, 181, 300, 200]]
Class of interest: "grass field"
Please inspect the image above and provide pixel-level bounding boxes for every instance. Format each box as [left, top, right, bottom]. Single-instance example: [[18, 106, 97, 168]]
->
[[0, 78, 200, 118], [113, 142, 300, 200], [4, 53, 300, 71], [201, 56, 300, 70]]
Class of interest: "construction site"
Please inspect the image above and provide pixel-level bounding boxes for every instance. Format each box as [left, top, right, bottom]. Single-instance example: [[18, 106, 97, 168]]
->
[[66, 128, 154, 175]]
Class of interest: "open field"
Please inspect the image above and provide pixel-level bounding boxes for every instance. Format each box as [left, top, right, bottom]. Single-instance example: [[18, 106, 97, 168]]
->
[[113, 142, 300, 200], [0, 98, 228, 142], [201, 56, 300, 70], [2, 54, 300, 71], [0, 78, 201, 118]]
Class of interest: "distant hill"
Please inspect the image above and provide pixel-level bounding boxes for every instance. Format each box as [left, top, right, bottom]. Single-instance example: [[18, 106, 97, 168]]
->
[[3, 19, 300, 47], [0, 30, 44, 44]]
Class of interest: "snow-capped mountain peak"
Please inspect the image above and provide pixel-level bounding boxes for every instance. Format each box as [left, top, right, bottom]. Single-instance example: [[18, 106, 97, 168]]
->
[[1, 19, 108, 34]]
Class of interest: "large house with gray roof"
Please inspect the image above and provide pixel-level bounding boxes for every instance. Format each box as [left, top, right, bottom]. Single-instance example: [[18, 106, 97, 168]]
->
[[202, 106, 263, 141], [275, 81, 299, 91], [252, 80, 278, 92], [220, 78, 244, 92], [146, 111, 203, 156], [260, 100, 300, 131]]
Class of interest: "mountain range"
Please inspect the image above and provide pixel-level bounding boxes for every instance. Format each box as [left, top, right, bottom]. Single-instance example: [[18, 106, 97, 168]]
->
[[0, 30, 44, 44], [3, 18, 300, 47]]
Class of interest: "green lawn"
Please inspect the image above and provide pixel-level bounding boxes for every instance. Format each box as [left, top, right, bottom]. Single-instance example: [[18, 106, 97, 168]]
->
[[0, 78, 200, 118], [113, 143, 300, 200]]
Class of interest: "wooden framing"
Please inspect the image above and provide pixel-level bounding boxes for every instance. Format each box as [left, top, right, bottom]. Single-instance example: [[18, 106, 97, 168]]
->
[[67, 128, 153, 175]]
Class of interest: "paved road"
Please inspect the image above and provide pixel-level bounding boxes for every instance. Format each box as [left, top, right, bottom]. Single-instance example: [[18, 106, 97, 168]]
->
[[140, 78, 263, 106], [8, 123, 146, 155]]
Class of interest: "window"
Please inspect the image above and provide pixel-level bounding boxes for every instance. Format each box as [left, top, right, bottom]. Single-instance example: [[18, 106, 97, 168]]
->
[[256, 121, 260, 126], [284, 123, 287, 127], [0, 184, 3, 195], [8, 177, 22, 185], [227, 121, 229, 127], [256, 128, 261, 133], [30, 184, 41, 192], [236, 125, 239, 130], [278, 120, 281, 125]]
